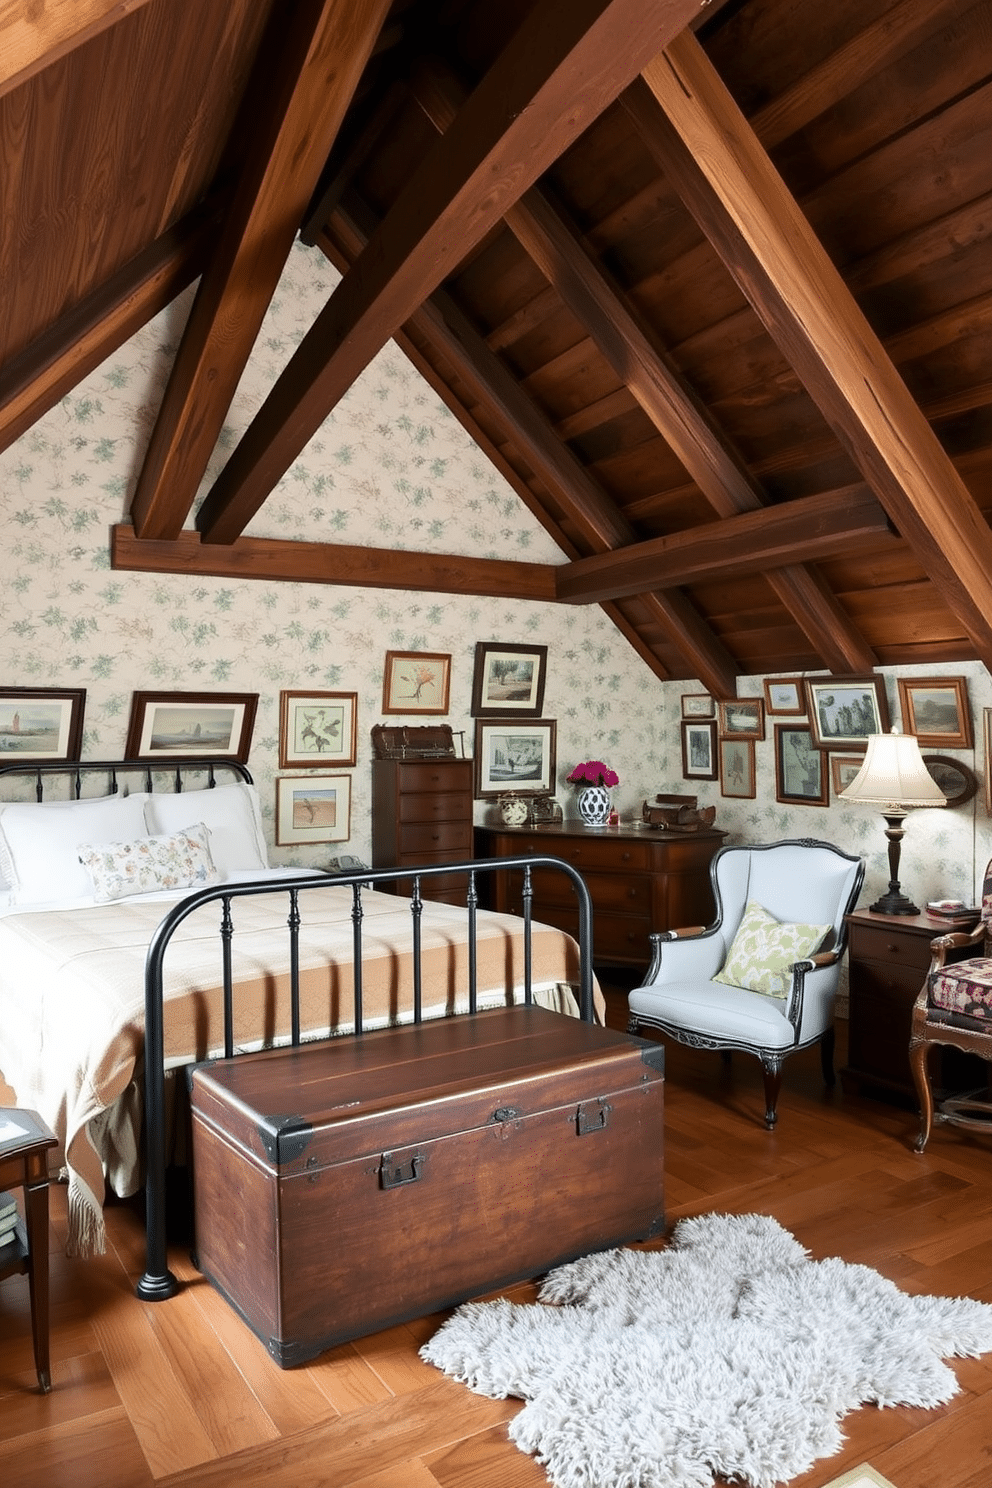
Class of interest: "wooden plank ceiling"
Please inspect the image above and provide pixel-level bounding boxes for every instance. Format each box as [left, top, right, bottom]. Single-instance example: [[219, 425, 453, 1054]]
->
[[3, 0, 992, 694]]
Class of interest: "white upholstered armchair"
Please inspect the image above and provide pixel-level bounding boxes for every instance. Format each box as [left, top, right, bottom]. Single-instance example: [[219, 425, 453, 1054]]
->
[[628, 839, 865, 1129]]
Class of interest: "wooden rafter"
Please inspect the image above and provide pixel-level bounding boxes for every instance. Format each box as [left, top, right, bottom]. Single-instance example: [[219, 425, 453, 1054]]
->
[[128, 0, 392, 541], [0, 0, 158, 98], [628, 32, 992, 672], [193, 0, 710, 547]]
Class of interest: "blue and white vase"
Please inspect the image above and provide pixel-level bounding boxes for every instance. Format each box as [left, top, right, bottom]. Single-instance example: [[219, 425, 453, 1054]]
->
[[577, 784, 612, 827]]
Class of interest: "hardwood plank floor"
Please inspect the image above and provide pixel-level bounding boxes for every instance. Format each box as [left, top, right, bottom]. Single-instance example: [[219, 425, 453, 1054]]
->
[[2, 987, 991, 1488]]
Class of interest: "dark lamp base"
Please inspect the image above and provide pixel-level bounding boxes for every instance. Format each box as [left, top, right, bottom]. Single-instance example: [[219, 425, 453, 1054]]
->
[[869, 887, 919, 916]]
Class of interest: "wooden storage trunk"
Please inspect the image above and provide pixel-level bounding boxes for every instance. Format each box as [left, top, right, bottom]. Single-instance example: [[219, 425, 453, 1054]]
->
[[188, 1004, 665, 1367]]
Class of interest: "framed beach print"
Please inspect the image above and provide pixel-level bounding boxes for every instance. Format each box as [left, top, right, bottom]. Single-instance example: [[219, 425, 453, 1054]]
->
[[279, 691, 357, 768], [804, 676, 890, 750], [381, 652, 451, 715], [275, 773, 351, 845], [474, 719, 557, 798], [718, 698, 765, 741], [681, 693, 714, 719], [829, 753, 864, 797], [774, 724, 828, 806], [719, 738, 755, 799], [125, 691, 257, 762], [471, 642, 548, 717], [897, 676, 972, 749], [681, 720, 717, 780], [763, 677, 805, 716], [0, 687, 85, 765]]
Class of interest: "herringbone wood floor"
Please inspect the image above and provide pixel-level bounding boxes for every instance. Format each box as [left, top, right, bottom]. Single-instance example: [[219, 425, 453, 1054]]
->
[[2, 987, 991, 1488]]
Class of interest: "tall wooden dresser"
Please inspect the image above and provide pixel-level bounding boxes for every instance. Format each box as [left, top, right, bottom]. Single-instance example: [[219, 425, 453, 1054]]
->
[[476, 822, 725, 969], [372, 757, 474, 904]]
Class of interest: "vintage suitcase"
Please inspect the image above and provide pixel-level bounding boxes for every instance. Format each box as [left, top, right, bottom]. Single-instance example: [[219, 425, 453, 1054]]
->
[[188, 1004, 665, 1366]]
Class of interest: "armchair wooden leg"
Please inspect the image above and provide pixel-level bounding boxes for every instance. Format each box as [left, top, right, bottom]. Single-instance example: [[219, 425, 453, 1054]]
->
[[820, 1025, 836, 1087], [909, 1035, 934, 1153], [760, 1056, 782, 1130]]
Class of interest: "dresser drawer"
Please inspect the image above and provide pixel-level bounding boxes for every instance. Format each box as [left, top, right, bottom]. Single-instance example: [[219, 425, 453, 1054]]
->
[[850, 923, 933, 976], [398, 821, 473, 856], [517, 867, 650, 915], [394, 762, 472, 793], [398, 792, 471, 824], [508, 837, 652, 873]]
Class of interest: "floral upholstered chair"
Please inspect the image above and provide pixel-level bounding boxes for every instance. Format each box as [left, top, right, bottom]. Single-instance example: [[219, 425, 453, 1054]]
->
[[909, 862, 992, 1152]]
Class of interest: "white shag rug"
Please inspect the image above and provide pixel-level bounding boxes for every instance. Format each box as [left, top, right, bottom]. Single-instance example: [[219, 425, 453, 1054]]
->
[[420, 1212, 992, 1488]]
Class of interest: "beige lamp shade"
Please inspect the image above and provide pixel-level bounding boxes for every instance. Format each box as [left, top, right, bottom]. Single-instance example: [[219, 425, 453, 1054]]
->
[[838, 729, 947, 808]]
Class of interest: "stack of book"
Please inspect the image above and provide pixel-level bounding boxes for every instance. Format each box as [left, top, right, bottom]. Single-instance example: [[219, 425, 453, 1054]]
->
[[926, 899, 978, 924], [0, 1191, 19, 1247]]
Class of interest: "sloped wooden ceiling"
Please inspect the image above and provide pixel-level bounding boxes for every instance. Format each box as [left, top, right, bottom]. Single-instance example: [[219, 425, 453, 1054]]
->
[[3, 0, 992, 697]]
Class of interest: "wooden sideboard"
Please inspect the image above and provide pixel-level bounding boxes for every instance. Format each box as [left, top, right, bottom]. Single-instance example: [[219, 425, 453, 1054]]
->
[[842, 909, 988, 1103], [476, 822, 725, 969], [372, 758, 474, 904]]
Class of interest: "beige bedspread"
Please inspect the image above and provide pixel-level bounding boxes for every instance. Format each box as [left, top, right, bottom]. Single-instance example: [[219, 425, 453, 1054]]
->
[[0, 881, 600, 1255]]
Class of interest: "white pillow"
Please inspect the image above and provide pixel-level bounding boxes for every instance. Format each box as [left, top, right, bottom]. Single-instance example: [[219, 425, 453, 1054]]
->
[[143, 782, 269, 876], [78, 823, 219, 903], [0, 792, 150, 906]]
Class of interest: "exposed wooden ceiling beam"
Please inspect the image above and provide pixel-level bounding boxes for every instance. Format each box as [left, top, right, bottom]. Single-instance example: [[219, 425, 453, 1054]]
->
[[556, 487, 894, 602], [0, 207, 217, 455], [628, 32, 992, 673], [128, 0, 391, 541], [111, 525, 556, 600], [322, 200, 739, 698], [410, 57, 877, 676], [0, 0, 158, 99], [193, 0, 711, 547]]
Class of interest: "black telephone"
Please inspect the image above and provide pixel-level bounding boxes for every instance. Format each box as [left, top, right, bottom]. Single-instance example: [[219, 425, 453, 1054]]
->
[[327, 854, 370, 874]]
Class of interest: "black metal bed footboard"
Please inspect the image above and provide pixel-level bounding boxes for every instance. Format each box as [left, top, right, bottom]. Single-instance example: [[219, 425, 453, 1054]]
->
[[136, 856, 594, 1301]]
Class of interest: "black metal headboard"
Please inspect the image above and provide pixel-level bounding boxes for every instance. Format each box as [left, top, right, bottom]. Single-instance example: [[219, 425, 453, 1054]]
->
[[0, 757, 253, 802]]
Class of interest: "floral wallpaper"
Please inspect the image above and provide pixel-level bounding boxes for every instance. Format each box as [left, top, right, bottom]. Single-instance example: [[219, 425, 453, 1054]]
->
[[2, 239, 992, 932]]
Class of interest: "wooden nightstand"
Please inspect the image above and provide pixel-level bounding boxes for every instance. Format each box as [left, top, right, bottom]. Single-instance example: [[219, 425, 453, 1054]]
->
[[0, 1108, 57, 1392], [842, 909, 987, 1104]]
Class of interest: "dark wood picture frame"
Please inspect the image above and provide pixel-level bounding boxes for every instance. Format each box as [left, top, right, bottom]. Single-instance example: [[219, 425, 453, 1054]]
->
[[381, 652, 451, 715], [719, 737, 756, 799], [897, 676, 973, 749], [279, 691, 357, 768], [473, 719, 557, 798], [774, 724, 828, 806], [471, 642, 548, 717], [718, 697, 765, 740], [762, 677, 806, 716], [681, 693, 714, 719], [125, 691, 257, 763], [804, 675, 890, 750], [0, 687, 85, 765], [829, 753, 865, 797], [681, 719, 718, 780], [922, 754, 978, 809]]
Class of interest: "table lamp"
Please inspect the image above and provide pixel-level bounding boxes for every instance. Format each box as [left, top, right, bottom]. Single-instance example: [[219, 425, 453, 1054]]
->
[[838, 728, 946, 915]]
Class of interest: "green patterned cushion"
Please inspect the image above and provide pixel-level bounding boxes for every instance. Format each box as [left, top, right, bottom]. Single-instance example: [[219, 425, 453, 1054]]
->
[[713, 900, 831, 999]]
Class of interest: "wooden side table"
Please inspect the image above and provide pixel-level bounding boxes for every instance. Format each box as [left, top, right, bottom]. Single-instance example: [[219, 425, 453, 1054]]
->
[[842, 909, 986, 1104], [0, 1107, 57, 1392]]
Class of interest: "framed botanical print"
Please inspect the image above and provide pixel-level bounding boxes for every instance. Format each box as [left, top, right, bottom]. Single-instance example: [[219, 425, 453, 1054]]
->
[[829, 753, 864, 797], [681, 720, 717, 780], [0, 687, 85, 764], [774, 724, 828, 806], [897, 676, 972, 749], [381, 652, 451, 715], [275, 773, 351, 845], [279, 691, 357, 768], [718, 698, 765, 741], [474, 719, 557, 798], [763, 677, 805, 716], [471, 642, 548, 717], [125, 691, 257, 762], [719, 738, 755, 799], [803, 676, 890, 750]]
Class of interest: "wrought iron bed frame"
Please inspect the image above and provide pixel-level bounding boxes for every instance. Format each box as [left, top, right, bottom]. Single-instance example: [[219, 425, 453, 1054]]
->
[[0, 759, 594, 1305]]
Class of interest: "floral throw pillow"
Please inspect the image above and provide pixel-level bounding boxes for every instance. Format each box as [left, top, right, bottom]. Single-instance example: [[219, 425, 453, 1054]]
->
[[78, 822, 219, 903], [713, 899, 831, 999]]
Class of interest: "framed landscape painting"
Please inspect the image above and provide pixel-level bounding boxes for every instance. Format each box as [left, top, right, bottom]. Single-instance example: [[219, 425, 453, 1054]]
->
[[897, 676, 972, 749], [474, 719, 556, 798], [471, 642, 548, 717], [763, 677, 805, 716], [125, 691, 257, 762], [718, 698, 765, 740], [279, 691, 357, 768], [0, 687, 85, 765], [275, 774, 351, 845], [804, 676, 889, 750]]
